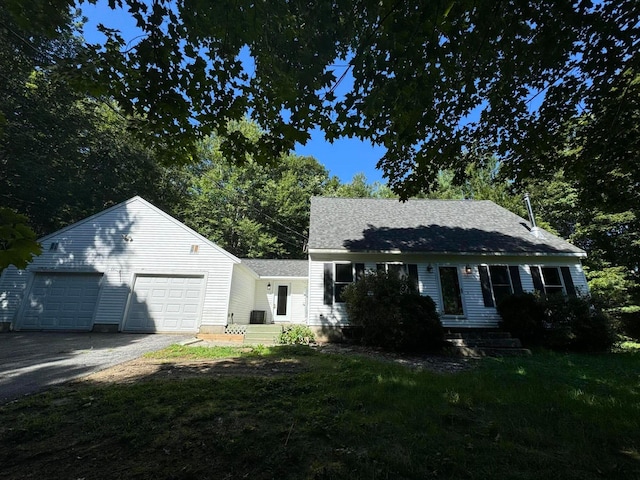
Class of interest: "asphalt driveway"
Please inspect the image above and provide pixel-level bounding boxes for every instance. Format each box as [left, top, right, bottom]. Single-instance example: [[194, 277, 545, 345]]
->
[[0, 332, 193, 403]]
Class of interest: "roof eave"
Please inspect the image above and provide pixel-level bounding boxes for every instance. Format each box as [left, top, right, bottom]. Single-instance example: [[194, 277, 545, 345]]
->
[[308, 248, 586, 258]]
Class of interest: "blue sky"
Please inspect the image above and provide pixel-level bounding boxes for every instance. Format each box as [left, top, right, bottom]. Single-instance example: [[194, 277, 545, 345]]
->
[[79, 2, 386, 184]]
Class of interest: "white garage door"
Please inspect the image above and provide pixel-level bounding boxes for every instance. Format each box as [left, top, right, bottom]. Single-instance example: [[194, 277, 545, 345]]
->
[[123, 275, 205, 332], [19, 273, 103, 331]]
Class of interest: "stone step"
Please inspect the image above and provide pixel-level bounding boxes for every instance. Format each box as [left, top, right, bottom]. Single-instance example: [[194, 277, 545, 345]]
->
[[447, 337, 523, 348], [446, 344, 532, 357], [481, 347, 532, 357], [443, 330, 529, 356], [445, 331, 512, 340]]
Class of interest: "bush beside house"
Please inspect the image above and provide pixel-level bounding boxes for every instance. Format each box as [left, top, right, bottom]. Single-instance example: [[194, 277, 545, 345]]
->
[[342, 270, 444, 352], [497, 293, 616, 352]]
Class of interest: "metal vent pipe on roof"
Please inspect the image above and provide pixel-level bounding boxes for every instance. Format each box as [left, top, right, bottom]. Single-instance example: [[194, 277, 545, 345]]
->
[[524, 193, 536, 228], [524, 193, 543, 238]]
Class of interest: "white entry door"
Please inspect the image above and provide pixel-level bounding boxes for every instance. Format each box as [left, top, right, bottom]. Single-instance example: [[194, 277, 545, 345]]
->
[[123, 275, 205, 332], [274, 284, 290, 322]]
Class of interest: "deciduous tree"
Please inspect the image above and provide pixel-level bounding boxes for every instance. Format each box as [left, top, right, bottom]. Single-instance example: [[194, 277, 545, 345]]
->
[[5, 1, 636, 197], [180, 120, 330, 258]]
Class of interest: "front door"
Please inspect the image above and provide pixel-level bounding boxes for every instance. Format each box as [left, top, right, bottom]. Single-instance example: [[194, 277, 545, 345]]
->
[[275, 284, 290, 322], [438, 266, 464, 316]]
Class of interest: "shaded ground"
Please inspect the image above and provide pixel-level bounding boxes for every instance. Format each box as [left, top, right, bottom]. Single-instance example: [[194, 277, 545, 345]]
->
[[80, 343, 475, 386], [81, 356, 311, 383], [0, 332, 192, 402], [1, 346, 638, 480]]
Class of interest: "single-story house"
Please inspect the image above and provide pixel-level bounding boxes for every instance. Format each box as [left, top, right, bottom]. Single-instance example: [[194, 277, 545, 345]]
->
[[0, 195, 587, 336]]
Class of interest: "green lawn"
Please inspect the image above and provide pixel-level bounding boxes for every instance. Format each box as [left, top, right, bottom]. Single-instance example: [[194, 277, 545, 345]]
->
[[1, 346, 639, 479]]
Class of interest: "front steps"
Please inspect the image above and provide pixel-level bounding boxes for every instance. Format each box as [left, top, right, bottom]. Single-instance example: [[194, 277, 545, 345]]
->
[[243, 324, 283, 345], [445, 330, 531, 357], [197, 325, 284, 345]]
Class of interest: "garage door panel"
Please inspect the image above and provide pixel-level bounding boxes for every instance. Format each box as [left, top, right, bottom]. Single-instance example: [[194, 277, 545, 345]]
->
[[19, 273, 102, 330], [124, 275, 204, 333]]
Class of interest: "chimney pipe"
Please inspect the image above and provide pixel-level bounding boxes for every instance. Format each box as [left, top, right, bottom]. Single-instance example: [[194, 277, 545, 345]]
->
[[524, 193, 543, 238], [524, 193, 536, 229]]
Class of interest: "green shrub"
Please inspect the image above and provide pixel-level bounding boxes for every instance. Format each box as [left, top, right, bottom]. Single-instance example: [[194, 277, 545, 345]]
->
[[571, 310, 616, 352], [497, 293, 546, 346], [278, 324, 316, 345], [342, 270, 443, 352], [498, 293, 616, 352], [618, 307, 640, 341]]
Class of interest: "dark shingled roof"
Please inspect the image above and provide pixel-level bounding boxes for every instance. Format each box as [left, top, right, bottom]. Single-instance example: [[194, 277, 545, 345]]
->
[[242, 259, 308, 277], [308, 197, 585, 256]]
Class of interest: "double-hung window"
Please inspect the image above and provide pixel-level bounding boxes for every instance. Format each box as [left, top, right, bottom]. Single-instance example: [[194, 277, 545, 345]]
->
[[323, 263, 365, 304], [478, 265, 523, 307], [376, 263, 419, 291], [530, 266, 576, 297], [334, 263, 354, 303]]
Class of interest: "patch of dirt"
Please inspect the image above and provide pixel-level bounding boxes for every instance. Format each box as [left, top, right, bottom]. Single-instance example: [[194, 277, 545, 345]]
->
[[80, 343, 475, 385], [313, 343, 477, 374], [81, 357, 308, 384]]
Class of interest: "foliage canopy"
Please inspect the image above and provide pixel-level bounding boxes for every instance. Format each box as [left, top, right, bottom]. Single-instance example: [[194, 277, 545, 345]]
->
[[5, 0, 637, 197]]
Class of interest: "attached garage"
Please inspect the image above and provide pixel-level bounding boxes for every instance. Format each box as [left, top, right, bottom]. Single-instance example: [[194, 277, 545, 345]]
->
[[123, 275, 205, 333], [0, 197, 241, 333], [18, 272, 103, 331]]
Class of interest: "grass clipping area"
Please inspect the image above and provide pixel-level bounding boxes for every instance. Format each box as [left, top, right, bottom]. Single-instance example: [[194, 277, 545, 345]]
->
[[1, 346, 639, 479]]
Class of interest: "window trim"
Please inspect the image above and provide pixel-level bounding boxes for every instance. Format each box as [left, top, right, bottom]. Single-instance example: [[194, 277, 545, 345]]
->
[[375, 262, 419, 291], [437, 265, 465, 317], [333, 262, 355, 304], [479, 265, 525, 308], [531, 265, 575, 297], [328, 262, 419, 304]]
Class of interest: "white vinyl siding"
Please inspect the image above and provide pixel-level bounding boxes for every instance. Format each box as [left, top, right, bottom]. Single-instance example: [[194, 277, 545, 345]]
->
[[288, 280, 308, 323], [252, 279, 308, 324], [0, 266, 30, 324], [308, 254, 588, 329], [227, 265, 257, 325], [308, 258, 348, 326], [452, 265, 501, 328]]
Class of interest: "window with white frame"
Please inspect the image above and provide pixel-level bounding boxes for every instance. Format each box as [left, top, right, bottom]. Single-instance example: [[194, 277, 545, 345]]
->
[[376, 263, 419, 291], [530, 266, 576, 297], [478, 265, 523, 307], [334, 263, 354, 303], [323, 262, 365, 305], [324, 262, 420, 305]]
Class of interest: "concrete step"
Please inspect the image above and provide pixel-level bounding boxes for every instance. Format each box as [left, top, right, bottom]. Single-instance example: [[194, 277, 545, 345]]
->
[[244, 325, 283, 345]]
